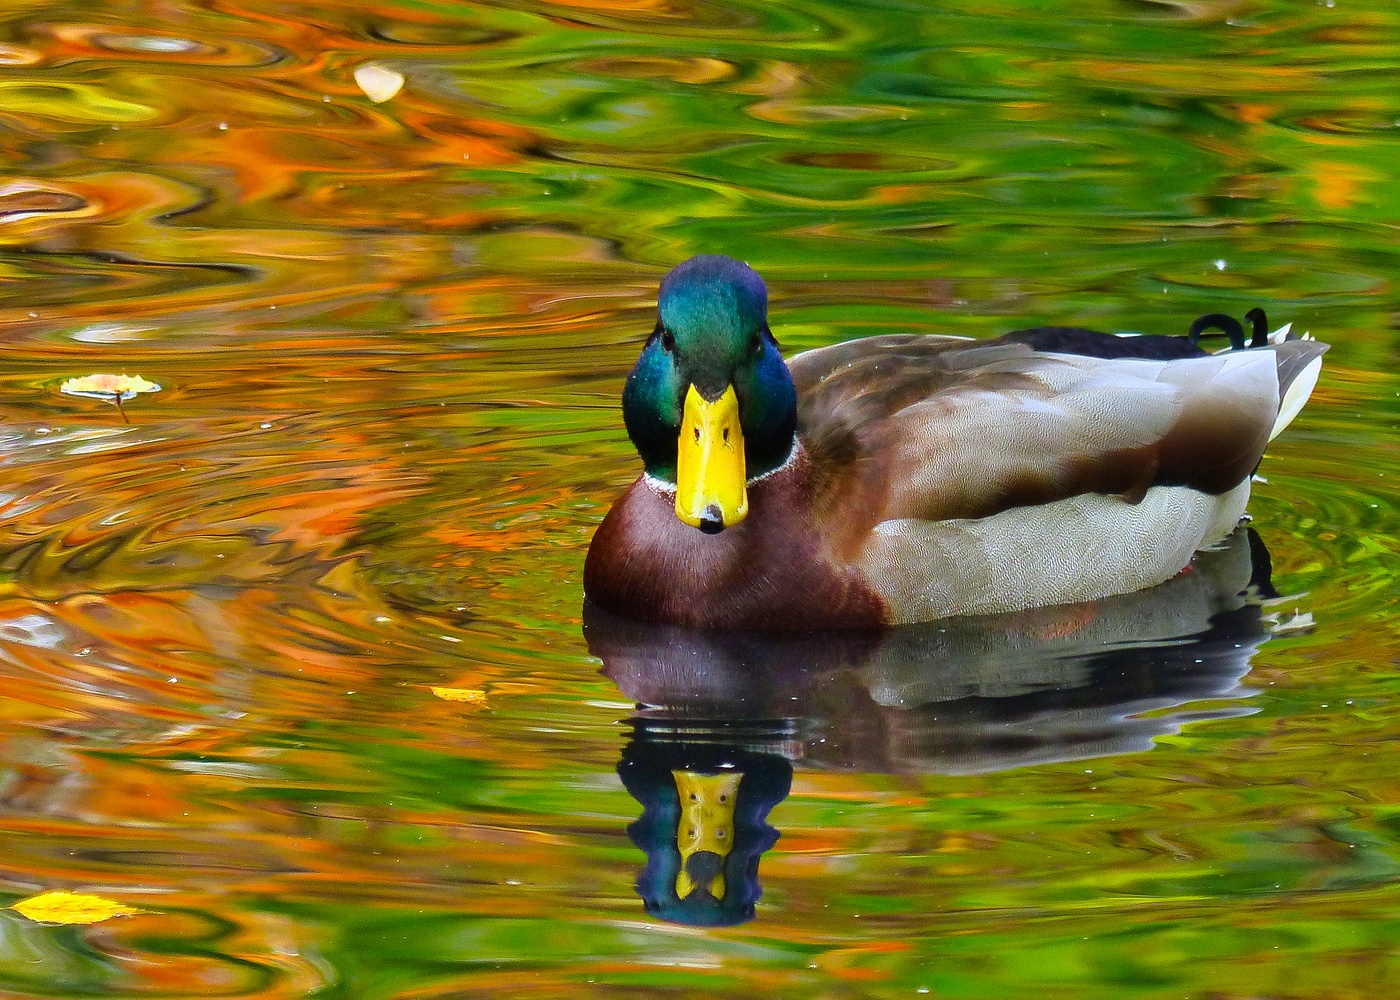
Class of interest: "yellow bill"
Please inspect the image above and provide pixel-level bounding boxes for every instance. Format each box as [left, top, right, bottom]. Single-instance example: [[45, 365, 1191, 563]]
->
[[676, 384, 747, 532]]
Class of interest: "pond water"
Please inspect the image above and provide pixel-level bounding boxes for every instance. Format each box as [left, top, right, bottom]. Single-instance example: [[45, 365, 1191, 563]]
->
[[1, 0, 1398, 996]]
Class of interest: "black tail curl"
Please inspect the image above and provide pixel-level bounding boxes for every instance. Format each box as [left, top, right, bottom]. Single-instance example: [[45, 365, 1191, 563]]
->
[[1188, 308, 1273, 351], [1005, 307, 1276, 361]]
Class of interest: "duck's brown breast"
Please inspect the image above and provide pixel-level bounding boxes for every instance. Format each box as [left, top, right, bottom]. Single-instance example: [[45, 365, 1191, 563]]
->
[[583, 458, 886, 631]]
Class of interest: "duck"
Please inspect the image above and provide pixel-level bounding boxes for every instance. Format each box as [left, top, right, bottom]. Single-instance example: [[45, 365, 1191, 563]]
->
[[583, 254, 1328, 630]]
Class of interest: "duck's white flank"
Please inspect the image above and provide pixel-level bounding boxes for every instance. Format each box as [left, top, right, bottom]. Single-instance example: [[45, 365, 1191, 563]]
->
[[859, 480, 1251, 624]]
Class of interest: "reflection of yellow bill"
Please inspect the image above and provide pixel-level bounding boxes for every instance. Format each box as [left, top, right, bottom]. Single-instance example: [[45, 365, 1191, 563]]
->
[[676, 385, 747, 531], [673, 770, 742, 900]]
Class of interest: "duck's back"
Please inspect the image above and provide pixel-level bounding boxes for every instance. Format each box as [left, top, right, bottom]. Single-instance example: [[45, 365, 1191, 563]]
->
[[788, 334, 1327, 622]]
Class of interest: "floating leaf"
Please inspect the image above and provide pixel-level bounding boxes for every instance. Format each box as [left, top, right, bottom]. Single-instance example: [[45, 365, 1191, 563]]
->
[[431, 686, 487, 705], [11, 891, 145, 925], [355, 63, 404, 103], [1269, 610, 1316, 635], [60, 373, 160, 401]]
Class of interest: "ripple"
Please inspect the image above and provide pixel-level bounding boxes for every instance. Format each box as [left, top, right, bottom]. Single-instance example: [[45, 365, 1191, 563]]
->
[[0, 81, 157, 125], [575, 54, 738, 84], [37, 22, 283, 67], [366, 21, 520, 48], [0, 181, 91, 222], [94, 34, 210, 55], [0, 904, 306, 998], [1268, 106, 1400, 141], [746, 99, 910, 125], [0, 612, 67, 650], [783, 150, 954, 172], [0, 42, 42, 66]]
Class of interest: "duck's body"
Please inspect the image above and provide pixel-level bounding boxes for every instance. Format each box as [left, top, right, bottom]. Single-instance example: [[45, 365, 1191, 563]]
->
[[584, 256, 1327, 630]]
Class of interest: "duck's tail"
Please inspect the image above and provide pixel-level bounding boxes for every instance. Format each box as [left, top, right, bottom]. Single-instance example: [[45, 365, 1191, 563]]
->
[[1270, 339, 1329, 441]]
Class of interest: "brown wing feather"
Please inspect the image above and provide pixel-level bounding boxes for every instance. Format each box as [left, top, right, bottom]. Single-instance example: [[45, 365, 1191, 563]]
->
[[788, 336, 1314, 525]]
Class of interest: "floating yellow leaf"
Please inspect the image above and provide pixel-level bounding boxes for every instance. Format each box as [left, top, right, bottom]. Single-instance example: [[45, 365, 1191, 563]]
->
[[431, 686, 487, 705], [60, 373, 160, 401], [11, 891, 145, 925], [355, 63, 404, 103]]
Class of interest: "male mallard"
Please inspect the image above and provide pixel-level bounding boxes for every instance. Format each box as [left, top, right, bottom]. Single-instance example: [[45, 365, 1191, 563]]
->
[[583, 255, 1327, 630]]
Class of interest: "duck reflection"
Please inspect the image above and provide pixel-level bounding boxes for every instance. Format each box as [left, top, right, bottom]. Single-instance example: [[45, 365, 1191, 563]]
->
[[591, 527, 1283, 925], [617, 726, 792, 926]]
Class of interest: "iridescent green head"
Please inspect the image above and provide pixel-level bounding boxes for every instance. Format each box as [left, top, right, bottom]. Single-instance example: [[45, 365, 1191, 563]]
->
[[622, 255, 797, 532]]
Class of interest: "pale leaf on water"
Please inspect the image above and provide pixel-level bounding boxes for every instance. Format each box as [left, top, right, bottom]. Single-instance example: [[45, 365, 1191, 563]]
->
[[1268, 610, 1316, 635], [355, 63, 404, 103], [60, 373, 160, 401]]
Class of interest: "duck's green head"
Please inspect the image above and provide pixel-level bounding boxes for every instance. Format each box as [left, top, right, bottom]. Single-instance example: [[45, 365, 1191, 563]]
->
[[622, 255, 797, 533]]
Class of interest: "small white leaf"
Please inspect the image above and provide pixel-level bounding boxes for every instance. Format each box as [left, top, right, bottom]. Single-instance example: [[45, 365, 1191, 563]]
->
[[355, 63, 404, 104]]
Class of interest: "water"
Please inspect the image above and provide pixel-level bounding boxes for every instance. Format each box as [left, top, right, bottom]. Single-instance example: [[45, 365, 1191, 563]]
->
[[0, 0, 1398, 995]]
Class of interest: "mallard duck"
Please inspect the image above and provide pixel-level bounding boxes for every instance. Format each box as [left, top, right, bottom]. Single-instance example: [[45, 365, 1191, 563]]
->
[[583, 255, 1328, 630]]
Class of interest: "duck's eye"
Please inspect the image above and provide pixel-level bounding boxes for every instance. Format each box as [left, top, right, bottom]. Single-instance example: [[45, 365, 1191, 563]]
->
[[750, 333, 763, 354], [661, 329, 675, 352]]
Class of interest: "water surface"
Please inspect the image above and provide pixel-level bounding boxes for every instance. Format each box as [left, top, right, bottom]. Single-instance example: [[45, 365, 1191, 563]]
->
[[1, 0, 1398, 996]]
